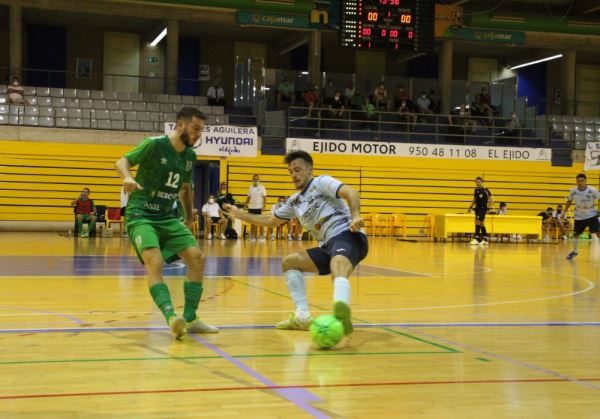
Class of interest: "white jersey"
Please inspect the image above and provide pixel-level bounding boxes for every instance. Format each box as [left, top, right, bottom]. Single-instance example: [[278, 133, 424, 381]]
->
[[247, 184, 267, 209], [201, 202, 221, 218], [274, 175, 354, 245], [568, 186, 600, 220]]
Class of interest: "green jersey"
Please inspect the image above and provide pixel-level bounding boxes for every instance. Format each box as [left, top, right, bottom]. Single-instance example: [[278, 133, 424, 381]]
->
[[124, 135, 196, 221]]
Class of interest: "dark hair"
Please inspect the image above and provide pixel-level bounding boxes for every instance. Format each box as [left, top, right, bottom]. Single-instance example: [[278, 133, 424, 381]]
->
[[547, 207, 553, 211], [11, 76, 19, 82], [475, 176, 483, 181], [285, 150, 313, 166], [500, 202, 506, 207], [577, 173, 587, 180], [557, 204, 563, 208], [83, 187, 90, 193], [176, 107, 206, 122]]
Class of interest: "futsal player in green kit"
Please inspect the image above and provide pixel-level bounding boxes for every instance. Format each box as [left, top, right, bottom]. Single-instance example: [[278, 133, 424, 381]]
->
[[115, 107, 217, 340]]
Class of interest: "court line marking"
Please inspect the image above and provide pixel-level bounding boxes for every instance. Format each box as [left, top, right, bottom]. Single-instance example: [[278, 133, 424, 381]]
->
[[2, 377, 600, 400], [0, 351, 455, 366], [191, 335, 328, 419], [3, 321, 600, 334], [403, 327, 600, 391], [2, 321, 600, 334]]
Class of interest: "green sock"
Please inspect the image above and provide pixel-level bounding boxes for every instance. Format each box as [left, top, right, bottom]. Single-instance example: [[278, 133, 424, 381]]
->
[[183, 281, 203, 322], [149, 283, 176, 323], [89, 219, 96, 235], [76, 218, 83, 235]]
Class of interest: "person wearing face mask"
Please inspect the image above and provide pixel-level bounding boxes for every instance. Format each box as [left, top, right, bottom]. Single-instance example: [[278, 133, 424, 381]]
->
[[329, 91, 345, 119], [116, 107, 218, 340], [415, 90, 433, 115], [277, 76, 295, 110], [216, 182, 237, 238], [474, 85, 496, 124], [206, 80, 225, 107], [71, 187, 96, 238], [201, 195, 227, 240], [245, 174, 267, 240], [373, 82, 388, 111], [7, 76, 26, 104], [268, 197, 293, 240], [449, 102, 476, 136]]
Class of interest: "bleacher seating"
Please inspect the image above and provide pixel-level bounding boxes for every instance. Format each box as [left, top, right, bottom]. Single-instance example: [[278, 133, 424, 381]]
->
[[0, 85, 228, 131], [551, 114, 600, 149]]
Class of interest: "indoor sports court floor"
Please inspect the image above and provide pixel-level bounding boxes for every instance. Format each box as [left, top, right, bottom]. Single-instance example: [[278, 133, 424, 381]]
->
[[1, 232, 599, 417]]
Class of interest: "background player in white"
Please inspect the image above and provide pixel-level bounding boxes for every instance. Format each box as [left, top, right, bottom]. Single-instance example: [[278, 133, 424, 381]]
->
[[563, 173, 600, 260], [245, 174, 267, 240], [224, 151, 368, 336]]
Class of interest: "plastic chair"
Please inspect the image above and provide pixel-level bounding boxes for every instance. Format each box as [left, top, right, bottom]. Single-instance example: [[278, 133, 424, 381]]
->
[[425, 214, 435, 239], [106, 207, 124, 234], [389, 213, 407, 238]]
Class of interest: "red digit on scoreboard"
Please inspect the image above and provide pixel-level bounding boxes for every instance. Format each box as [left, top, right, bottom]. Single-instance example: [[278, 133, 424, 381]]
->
[[381, 29, 387, 37], [408, 31, 414, 39], [390, 30, 398, 38], [362, 28, 372, 36], [391, 0, 400, 5]]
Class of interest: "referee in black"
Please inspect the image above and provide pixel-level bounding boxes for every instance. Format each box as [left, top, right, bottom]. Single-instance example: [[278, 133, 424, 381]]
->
[[469, 176, 493, 245]]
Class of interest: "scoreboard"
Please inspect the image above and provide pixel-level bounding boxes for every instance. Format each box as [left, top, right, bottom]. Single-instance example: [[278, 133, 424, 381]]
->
[[340, 0, 435, 53]]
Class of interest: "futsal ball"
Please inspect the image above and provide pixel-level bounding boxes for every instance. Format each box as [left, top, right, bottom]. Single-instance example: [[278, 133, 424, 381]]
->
[[310, 315, 344, 349]]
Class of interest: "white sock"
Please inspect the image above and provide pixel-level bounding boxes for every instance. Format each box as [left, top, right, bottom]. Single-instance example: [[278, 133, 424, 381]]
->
[[284, 270, 310, 319], [333, 277, 351, 305]]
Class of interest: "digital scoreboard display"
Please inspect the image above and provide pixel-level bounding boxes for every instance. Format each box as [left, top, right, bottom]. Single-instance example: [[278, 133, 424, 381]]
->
[[340, 0, 434, 53]]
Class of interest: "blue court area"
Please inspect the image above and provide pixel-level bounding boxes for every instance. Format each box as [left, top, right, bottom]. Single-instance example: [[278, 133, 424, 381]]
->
[[0, 255, 425, 277]]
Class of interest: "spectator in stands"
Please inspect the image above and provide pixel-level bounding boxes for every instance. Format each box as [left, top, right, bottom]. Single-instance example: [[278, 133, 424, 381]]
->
[[415, 90, 433, 122], [322, 78, 336, 106], [245, 174, 267, 240], [497, 202, 508, 215], [277, 76, 295, 110], [350, 90, 364, 111], [393, 85, 410, 110], [428, 89, 440, 113], [329, 91, 345, 121], [7, 76, 26, 104], [268, 197, 292, 241], [538, 207, 554, 241], [344, 81, 356, 108], [362, 96, 377, 131], [449, 102, 476, 134], [397, 99, 416, 131], [497, 112, 521, 137], [303, 84, 319, 118], [71, 187, 96, 238], [207, 80, 225, 107], [552, 204, 570, 240], [202, 195, 227, 240], [474, 86, 496, 124], [373, 82, 388, 111]]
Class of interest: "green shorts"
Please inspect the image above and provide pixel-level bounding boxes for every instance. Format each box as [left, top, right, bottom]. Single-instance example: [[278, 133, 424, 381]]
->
[[127, 217, 197, 264]]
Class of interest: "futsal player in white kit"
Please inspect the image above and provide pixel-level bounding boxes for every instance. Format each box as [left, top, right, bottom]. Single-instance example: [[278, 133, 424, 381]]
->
[[564, 173, 600, 260], [223, 150, 368, 335]]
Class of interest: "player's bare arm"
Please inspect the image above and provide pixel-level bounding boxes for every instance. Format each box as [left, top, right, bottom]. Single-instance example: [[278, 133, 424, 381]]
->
[[179, 183, 194, 227], [223, 203, 287, 228], [338, 184, 364, 232], [562, 200, 572, 219], [115, 157, 143, 192]]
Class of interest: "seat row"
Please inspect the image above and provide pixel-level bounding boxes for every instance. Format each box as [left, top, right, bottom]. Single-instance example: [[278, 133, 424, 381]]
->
[[0, 85, 209, 105]]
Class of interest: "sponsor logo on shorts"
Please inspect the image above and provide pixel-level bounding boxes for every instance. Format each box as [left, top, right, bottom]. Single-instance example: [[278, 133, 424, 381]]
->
[[135, 236, 143, 248], [335, 248, 346, 252]]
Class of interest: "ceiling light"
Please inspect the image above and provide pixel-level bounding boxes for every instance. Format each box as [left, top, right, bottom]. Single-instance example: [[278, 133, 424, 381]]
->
[[150, 28, 167, 47], [508, 54, 563, 70]]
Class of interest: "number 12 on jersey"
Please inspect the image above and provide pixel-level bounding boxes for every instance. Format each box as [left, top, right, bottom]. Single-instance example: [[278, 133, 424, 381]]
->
[[165, 171, 181, 188]]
